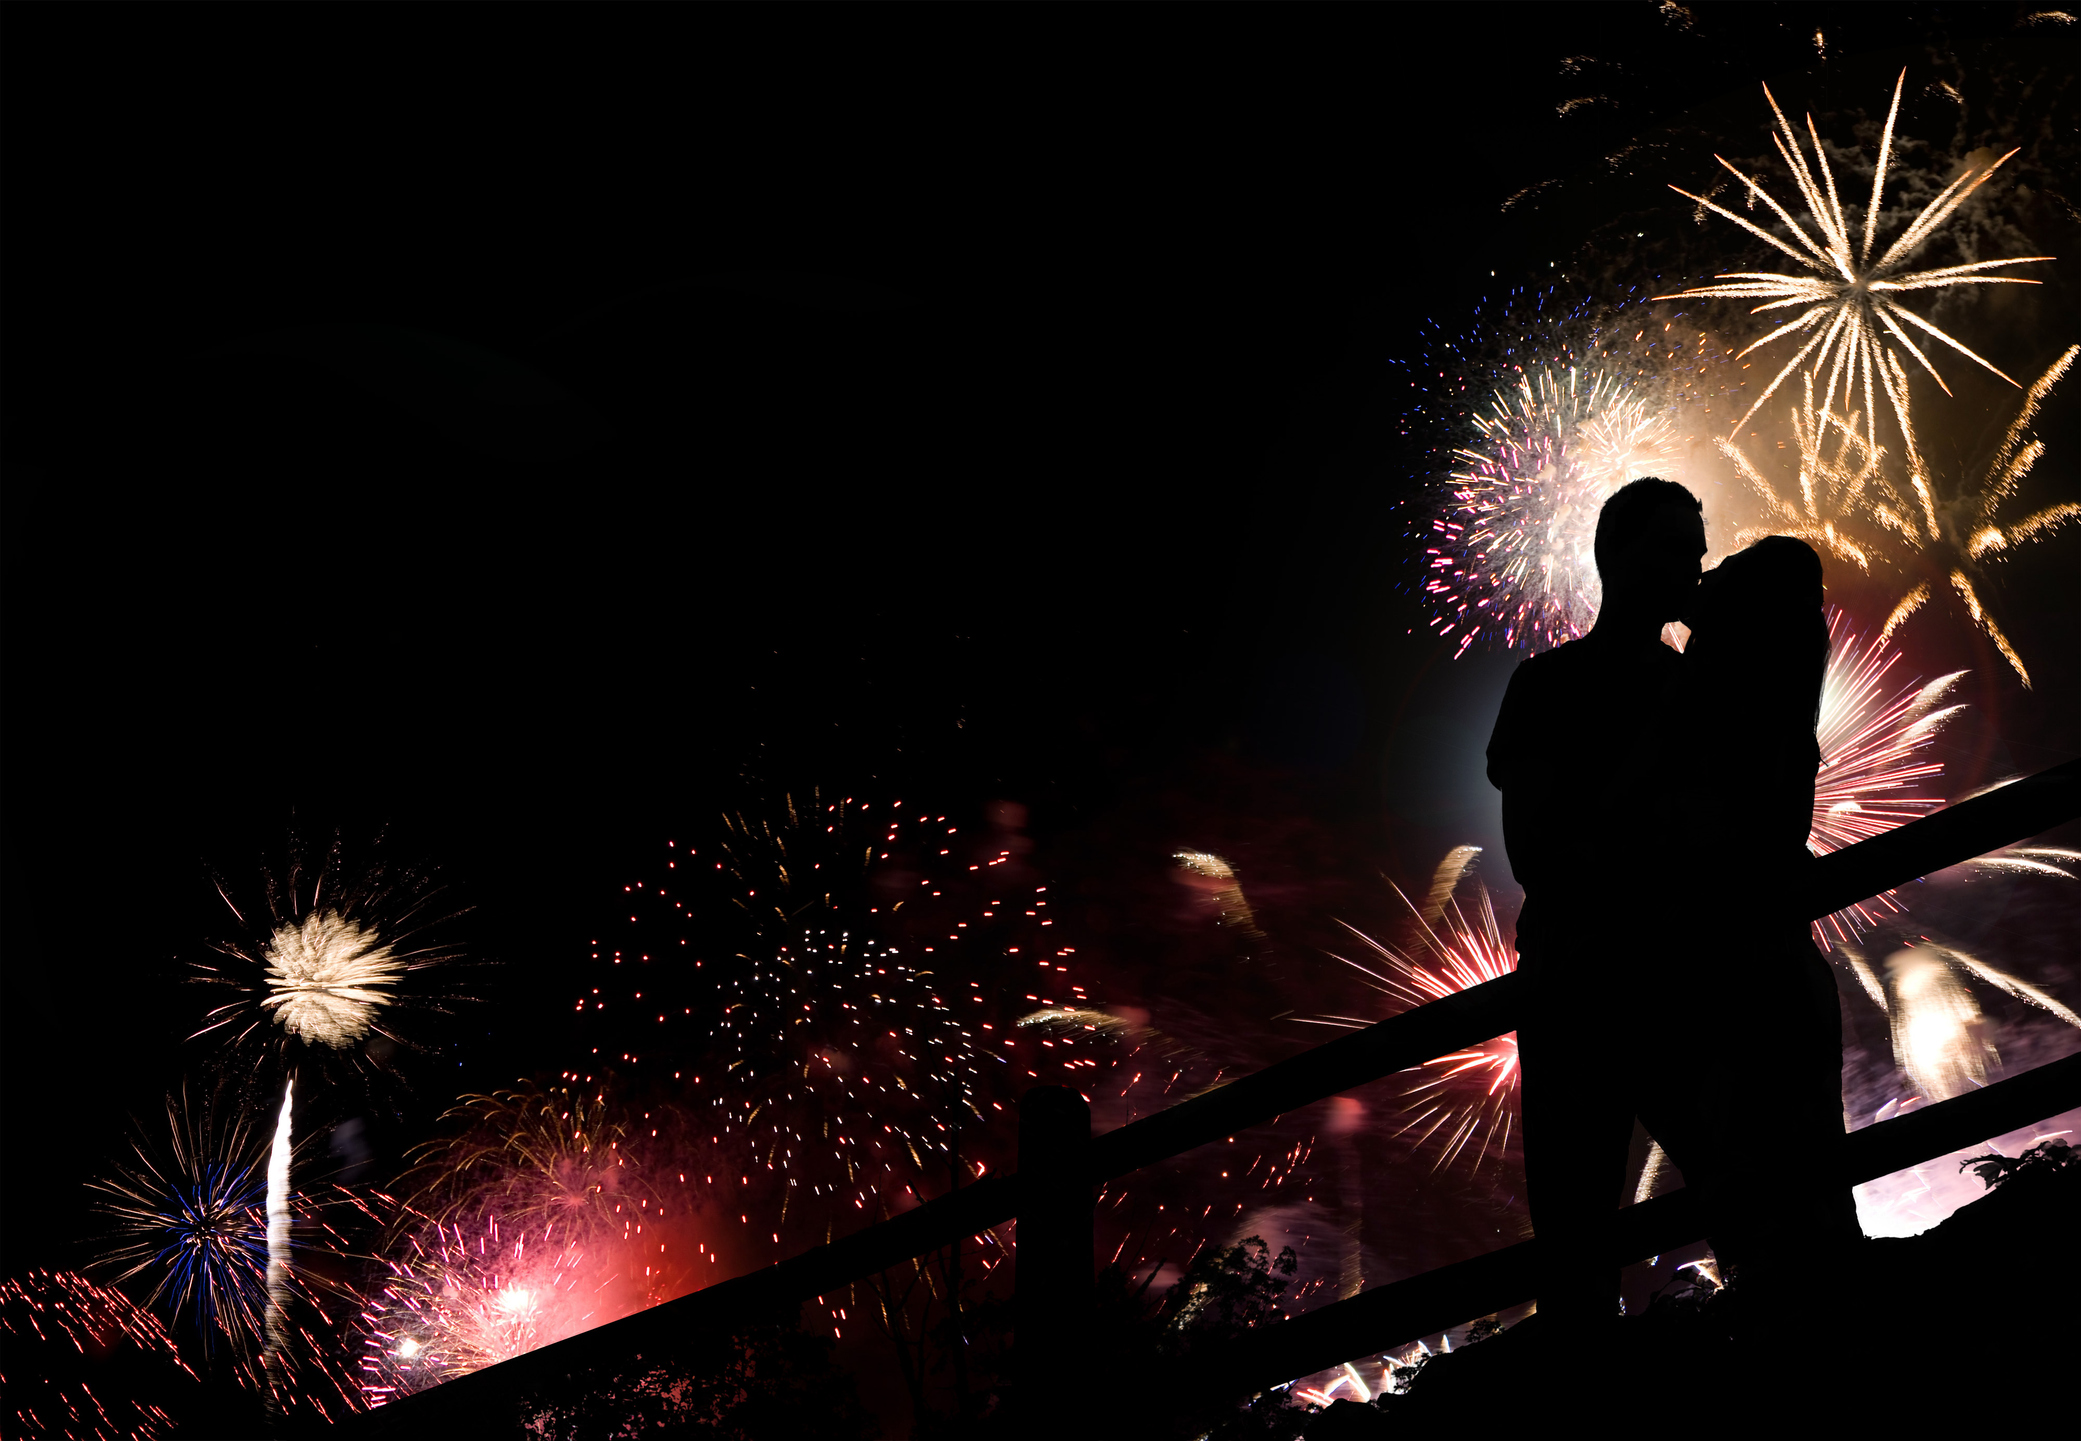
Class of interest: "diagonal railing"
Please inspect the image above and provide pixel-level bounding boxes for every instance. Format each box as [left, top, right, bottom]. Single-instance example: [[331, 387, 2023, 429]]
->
[[351, 757, 2080, 1432]]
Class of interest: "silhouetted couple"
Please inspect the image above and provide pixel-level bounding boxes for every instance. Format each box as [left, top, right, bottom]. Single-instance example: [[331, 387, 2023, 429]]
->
[[1487, 477, 1861, 1338]]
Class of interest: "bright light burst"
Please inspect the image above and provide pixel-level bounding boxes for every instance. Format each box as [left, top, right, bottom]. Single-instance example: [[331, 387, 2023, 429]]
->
[[259, 915, 403, 1048], [1663, 73, 2051, 461], [1723, 347, 2078, 688], [1843, 939, 2081, 1103], [360, 1214, 608, 1401], [1306, 849, 1519, 1174], [1425, 365, 1682, 654], [191, 836, 464, 1065], [362, 1085, 699, 1404]]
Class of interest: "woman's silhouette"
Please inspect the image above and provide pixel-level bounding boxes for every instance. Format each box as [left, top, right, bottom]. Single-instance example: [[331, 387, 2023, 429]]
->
[[1666, 535, 1863, 1311]]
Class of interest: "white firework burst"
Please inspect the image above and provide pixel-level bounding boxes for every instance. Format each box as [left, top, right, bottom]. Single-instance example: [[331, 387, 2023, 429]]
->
[[261, 913, 405, 1048]]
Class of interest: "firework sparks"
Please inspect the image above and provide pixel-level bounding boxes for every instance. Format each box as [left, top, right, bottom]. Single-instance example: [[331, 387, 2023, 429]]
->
[[360, 1214, 610, 1400], [0, 1270, 198, 1441], [705, 929, 990, 1220], [1306, 849, 1519, 1174], [90, 1090, 270, 1355], [1663, 73, 2051, 460], [1873, 345, 2080, 687], [1425, 365, 1683, 654]]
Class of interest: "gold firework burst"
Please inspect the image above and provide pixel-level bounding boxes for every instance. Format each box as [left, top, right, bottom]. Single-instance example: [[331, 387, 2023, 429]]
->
[[1662, 72, 2051, 462], [1874, 345, 2080, 687]]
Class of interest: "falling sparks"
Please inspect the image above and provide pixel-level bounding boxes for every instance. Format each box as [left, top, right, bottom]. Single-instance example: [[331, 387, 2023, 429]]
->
[[0, 1270, 197, 1441], [1663, 73, 2051, 462], [1425, 365, 1683, 654]]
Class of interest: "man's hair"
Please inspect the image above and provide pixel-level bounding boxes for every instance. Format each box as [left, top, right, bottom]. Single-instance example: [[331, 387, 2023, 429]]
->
[[1593, 477, 1702, 578]]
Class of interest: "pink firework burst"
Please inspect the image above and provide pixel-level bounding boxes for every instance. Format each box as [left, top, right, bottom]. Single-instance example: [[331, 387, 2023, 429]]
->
[[1809, 607, 1967, 944], [1306, 848, 1519, 1175]]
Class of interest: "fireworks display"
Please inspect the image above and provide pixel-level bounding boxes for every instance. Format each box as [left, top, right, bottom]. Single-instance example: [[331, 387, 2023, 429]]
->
[[1424, 365, 1684, 654], [1663, 74, 2050, 463], [35, 34, 2080, 1439]]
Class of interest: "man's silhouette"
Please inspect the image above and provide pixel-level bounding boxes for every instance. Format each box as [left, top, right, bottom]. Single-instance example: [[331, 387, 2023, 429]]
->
[[1485, 477, 1708, 1334]]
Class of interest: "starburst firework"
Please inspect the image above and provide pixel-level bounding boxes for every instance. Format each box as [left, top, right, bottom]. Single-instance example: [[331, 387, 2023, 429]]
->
[[90, 1090, 271, 1354], [1808, 608, 1967, 942], [1663, 73, 2051, 461], [1425, 366, 1682, 654], [1306, 849, 1519, 1174]]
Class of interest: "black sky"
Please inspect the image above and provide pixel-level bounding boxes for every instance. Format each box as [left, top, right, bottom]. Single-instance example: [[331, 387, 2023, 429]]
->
[[3, 1, 2068, 1285]]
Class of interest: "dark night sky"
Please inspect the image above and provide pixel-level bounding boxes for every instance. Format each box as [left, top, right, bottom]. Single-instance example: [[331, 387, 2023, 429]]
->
[[3, 0, 2070, 1294]]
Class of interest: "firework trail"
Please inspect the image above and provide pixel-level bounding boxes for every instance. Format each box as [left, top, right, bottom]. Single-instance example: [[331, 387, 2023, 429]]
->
[[262, 1078, 295, 1413], [1173, 851, 1265, 940], [186, 833, 468, 1410], [0, 1270, 197, 1440], [1305, 849, 1519, 1175], [1662, 73, 2050, 462], [1424, 365, 1684, 654]]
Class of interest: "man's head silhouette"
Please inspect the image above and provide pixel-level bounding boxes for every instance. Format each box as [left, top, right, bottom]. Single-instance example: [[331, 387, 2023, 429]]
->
[[1593, 477, 1705, 630]]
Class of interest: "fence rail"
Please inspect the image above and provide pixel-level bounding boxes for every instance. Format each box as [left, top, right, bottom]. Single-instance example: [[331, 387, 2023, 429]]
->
[[353, 757, 2080, 1433]]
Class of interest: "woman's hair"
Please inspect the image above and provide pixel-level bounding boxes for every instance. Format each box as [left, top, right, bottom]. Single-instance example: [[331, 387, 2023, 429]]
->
[[1685, 536, 1828, 733]]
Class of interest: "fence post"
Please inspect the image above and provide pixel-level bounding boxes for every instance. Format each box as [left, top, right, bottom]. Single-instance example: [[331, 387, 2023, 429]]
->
[[1017, 1084, 1093, 1420]]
